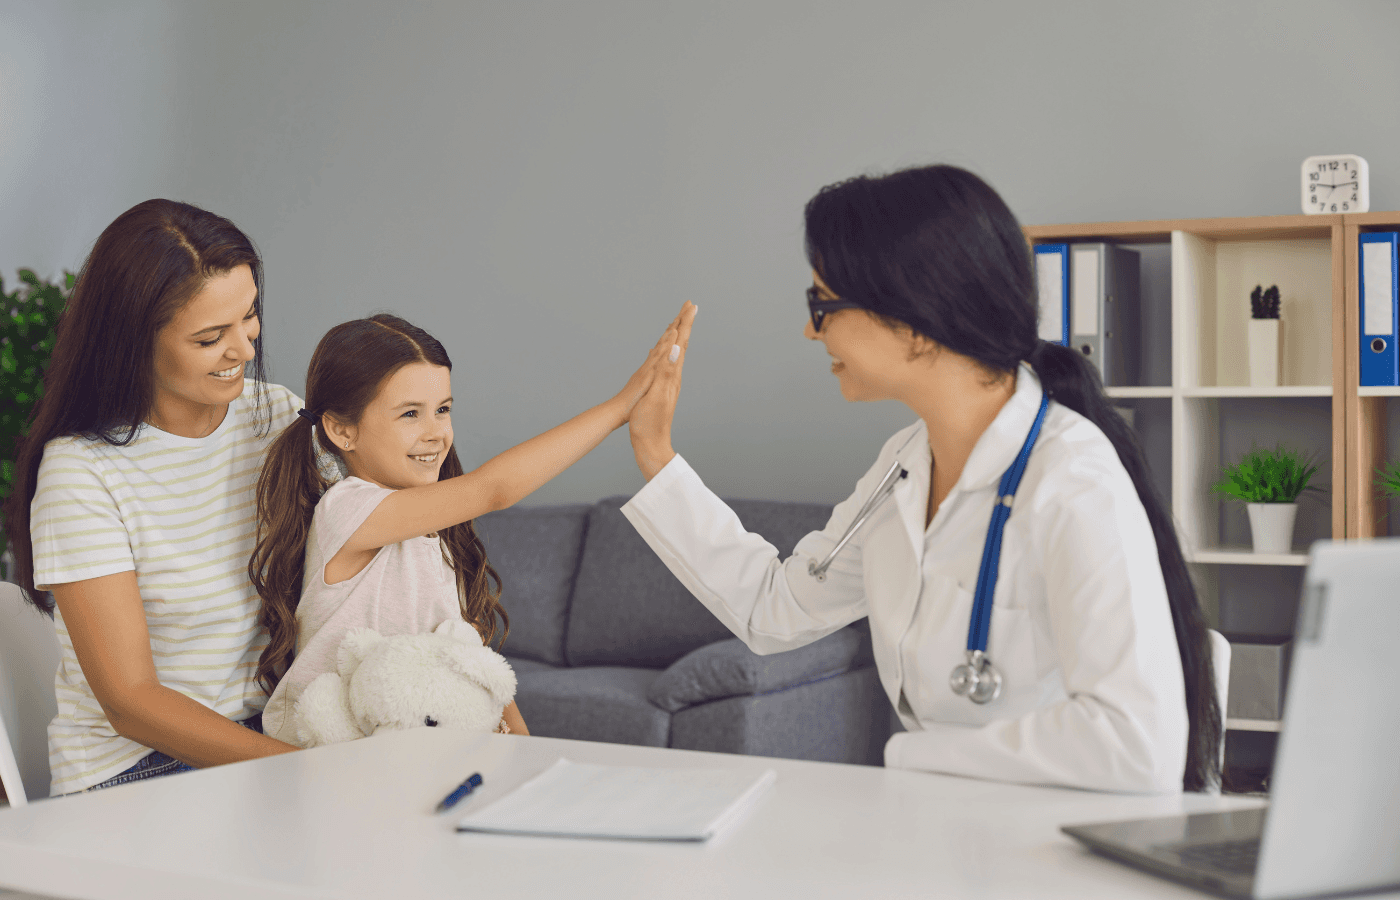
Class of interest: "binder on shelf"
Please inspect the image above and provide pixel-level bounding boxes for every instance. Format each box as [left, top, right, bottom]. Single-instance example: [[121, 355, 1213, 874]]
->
[[1359, 232, 1399, 387], [1070, 242, 1141, 388], [1033, 243, 1069, 345]]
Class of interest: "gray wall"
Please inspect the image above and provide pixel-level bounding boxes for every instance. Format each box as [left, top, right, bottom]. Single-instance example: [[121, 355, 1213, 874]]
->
[[4, 0, 1400, 504]]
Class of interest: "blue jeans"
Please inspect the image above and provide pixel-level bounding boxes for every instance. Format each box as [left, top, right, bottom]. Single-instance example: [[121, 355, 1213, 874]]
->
[[84, 713, 264, 792]]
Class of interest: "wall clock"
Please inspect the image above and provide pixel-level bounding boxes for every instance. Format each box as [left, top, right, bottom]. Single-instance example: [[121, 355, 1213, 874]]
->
[[1302, 154, 1368, 214]]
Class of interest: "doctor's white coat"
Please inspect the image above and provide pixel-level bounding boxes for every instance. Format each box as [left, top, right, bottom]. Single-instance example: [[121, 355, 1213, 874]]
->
[[621, 366, 1189, 794]]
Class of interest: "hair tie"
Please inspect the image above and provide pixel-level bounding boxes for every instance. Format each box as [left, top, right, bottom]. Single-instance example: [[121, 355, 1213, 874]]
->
[[296, 408, 320, 425]]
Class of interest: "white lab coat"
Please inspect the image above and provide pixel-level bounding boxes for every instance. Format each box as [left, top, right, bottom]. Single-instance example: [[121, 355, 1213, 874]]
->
[[621, 365, 1188, 794]]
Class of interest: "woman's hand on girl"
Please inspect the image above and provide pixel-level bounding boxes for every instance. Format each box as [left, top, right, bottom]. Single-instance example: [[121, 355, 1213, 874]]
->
[[629, 301, 696, 481], [611, 301, 695, 423]]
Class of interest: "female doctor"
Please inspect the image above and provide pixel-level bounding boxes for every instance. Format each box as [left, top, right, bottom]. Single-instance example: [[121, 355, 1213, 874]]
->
[[623, 165, 1220, 794]]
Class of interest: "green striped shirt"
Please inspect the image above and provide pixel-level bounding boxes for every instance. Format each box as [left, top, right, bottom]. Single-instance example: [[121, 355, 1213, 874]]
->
[[31, 380, 301, 793]]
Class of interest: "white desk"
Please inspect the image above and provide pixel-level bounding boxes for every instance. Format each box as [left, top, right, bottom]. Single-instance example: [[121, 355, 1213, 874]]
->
[[0, 730, 1280, 900]]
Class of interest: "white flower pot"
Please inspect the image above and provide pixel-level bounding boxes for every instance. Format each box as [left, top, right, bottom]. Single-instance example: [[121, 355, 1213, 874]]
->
[[1246, 502, 1298, 554], [1248, 318, 1283, 387]]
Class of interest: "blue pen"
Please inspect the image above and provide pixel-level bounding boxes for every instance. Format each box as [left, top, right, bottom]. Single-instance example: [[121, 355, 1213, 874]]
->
[[436, 772, 484, 813]]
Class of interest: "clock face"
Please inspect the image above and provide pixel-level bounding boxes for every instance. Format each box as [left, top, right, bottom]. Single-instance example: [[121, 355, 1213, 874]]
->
[[1302, 154, 1369, 214]]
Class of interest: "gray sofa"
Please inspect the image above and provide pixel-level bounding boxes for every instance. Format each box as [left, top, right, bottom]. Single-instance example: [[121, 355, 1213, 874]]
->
[[474, 495, 893, 765]]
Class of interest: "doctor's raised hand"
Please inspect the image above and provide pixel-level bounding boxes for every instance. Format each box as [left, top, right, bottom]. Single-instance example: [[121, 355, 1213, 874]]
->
[[617, 165, 1222, 796], [628, 300, 697, 480]]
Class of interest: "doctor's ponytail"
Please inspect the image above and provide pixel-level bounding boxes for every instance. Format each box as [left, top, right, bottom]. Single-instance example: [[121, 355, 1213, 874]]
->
[[805, 164, 1221, 792], [1025, 339, 1222, 794]]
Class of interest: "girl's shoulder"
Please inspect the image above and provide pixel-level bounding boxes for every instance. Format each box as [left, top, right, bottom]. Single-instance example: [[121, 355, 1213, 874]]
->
[[316, 475, 395, 514]]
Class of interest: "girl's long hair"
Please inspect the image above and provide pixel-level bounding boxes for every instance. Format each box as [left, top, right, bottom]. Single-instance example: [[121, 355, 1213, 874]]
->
[[804, 164, 1221, 792], [2, 199, 268, 614], [248, 314, 506, 695]]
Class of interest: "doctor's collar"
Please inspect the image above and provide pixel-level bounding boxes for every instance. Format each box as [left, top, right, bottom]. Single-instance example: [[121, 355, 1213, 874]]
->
[[949, 366, 1049, 494]]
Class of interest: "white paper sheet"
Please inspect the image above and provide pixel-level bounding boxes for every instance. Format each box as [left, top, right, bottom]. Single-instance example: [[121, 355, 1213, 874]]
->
[[455, 758, 776, 842]]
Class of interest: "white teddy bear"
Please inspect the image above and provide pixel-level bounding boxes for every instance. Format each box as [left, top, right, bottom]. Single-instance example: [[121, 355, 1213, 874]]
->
[[292, 619, 517, 748]]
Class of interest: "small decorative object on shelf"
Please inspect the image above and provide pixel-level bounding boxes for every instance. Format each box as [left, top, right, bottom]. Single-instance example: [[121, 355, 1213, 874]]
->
[[1248, 284, 1282, 387], [1301, 153, 1369, 214], [1212, 445, 1323, 554]]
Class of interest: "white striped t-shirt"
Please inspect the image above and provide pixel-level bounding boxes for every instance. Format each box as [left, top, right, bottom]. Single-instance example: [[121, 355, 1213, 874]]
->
[[30, 380, 301, 794]]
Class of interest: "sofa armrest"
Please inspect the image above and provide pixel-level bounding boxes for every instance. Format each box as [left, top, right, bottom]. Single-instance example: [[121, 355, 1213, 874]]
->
[[647, 627, 870, 713]]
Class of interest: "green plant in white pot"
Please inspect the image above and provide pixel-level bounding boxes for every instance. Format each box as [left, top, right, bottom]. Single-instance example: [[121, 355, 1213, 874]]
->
[[1212, 445, 1323, 554]]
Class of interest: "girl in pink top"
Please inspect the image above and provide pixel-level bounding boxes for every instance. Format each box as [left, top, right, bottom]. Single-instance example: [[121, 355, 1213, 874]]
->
[[251, 307, 695, 742]]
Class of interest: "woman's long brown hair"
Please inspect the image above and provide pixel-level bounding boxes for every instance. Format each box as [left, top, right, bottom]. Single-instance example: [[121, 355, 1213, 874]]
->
[[2, 199, 268, 614], [248, 314, 506, 695]]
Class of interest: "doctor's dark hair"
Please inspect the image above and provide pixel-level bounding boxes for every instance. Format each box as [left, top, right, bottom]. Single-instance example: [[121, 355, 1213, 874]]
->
[[2, 199, 270, 616], [247, 314, 506, 696], [804, 164, 1221, 792]]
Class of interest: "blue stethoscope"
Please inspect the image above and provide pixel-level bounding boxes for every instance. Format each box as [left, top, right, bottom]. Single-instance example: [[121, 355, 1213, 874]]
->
[[808, 392, 1051, 705]]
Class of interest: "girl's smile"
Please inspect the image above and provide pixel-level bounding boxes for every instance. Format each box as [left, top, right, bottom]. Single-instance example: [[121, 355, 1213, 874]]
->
[[333, 361, 454, 491]]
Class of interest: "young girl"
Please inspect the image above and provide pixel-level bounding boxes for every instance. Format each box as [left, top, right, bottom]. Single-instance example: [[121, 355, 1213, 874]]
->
[[252, 306, 694, 743]]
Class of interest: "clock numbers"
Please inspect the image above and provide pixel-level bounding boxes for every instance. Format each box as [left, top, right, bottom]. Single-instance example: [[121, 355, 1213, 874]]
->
[[1302, 155, 1368, 215]]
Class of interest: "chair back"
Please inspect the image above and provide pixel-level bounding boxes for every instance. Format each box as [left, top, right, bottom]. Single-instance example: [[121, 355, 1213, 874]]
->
[[1207, 628, 1231, 793], [0, 583, 61, 805]]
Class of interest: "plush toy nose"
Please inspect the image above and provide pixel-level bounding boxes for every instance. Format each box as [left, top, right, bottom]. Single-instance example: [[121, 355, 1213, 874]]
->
[[424, 716, 439, 727]]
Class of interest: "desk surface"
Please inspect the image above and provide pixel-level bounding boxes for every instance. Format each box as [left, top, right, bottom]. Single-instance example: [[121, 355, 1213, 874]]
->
[[0, 730, 1321, 900]]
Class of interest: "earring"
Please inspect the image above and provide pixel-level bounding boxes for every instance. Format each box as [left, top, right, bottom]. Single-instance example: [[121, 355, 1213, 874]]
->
[[344, 442, 351, 450]]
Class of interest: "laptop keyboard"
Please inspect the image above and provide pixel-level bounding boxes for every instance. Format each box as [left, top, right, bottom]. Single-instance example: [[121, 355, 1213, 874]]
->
[[1168, 838, 1260, 874]]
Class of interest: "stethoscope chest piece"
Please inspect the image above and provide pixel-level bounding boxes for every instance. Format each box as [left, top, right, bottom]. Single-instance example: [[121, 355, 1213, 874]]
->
[[949, 649, 1002, 705]]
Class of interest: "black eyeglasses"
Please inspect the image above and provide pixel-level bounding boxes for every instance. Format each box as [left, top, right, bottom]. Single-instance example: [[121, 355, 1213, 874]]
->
[[806, 285, 863, 332]]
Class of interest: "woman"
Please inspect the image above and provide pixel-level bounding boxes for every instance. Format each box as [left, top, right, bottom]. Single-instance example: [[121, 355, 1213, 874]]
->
[[623, 165, 1219, 793], [3, 199, 303, 794]]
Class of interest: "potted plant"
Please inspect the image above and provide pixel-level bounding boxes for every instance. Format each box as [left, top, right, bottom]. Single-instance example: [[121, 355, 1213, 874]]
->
[[1212, 444, 1322, 554], [1, 269, 74, 581]]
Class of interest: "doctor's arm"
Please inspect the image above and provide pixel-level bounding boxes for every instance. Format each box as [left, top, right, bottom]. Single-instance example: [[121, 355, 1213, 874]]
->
[[883, 474, 1190, 794]]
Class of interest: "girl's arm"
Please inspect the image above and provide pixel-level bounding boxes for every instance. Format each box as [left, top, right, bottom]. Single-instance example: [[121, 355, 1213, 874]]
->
[[53, 571, 299, 768], [339, 303, 698, 555], [501, 701, 529, 735]]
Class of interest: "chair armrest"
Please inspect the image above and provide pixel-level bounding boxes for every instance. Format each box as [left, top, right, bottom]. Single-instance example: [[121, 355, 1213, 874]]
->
[[647, 627, 870, 713]]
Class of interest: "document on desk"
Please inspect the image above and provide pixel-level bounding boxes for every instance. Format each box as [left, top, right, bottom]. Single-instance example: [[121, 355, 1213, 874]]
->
[[455, 758, 776, 842]]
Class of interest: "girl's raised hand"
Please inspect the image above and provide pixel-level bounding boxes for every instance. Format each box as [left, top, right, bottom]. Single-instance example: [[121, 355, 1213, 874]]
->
[[629, 301, 696, 480], [613, 301, 694, 421]]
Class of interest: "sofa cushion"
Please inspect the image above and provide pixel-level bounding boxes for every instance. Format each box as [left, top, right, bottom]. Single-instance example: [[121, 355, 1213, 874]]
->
[[669, 665, 888, 764], [564, 495, 834, 668], [647, 628, 870, 713], [508, 658, 670, 747], [474, 504, 589, 666]]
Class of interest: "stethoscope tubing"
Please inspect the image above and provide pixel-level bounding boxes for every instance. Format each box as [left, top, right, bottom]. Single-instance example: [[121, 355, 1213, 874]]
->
[[804, 389, 1051, 704], [966, 392, 1050, 654], [808, 460, 908, 582]]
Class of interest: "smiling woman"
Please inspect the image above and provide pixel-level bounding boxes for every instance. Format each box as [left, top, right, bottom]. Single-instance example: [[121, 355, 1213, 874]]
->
[[0, 199, 306, 794], [147, 264, 262, 438]]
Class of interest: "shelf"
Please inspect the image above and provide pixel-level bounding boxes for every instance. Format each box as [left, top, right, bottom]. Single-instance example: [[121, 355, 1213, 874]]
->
[[1190, 548, 1311, 566], [1357, 385, 1400, 397], [1105, 386, 1173, 398], [1181, 386, 1332, 398], [1226, 717, 1283, 733]]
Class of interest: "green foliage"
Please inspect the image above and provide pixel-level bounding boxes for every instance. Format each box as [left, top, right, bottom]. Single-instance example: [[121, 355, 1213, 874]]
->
[[1375, 460, 1400, 500], [1212, 444, 1323, 504], [1, 269, 75, 578]]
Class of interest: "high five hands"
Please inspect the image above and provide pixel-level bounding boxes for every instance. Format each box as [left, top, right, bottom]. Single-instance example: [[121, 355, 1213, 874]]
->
[[625, 300, 696, 481]]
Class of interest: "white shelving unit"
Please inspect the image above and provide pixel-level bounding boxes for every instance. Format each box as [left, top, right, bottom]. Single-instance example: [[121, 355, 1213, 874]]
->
[[1026, 215, 1348, 748]]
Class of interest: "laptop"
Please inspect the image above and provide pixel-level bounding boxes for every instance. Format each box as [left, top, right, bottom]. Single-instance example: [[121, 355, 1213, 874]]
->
[[1061, 539, 1400, 899]]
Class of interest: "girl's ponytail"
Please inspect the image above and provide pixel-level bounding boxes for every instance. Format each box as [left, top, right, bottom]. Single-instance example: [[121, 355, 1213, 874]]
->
[[249, 412, 331, 695], [1028, 340, 1222, 792]]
